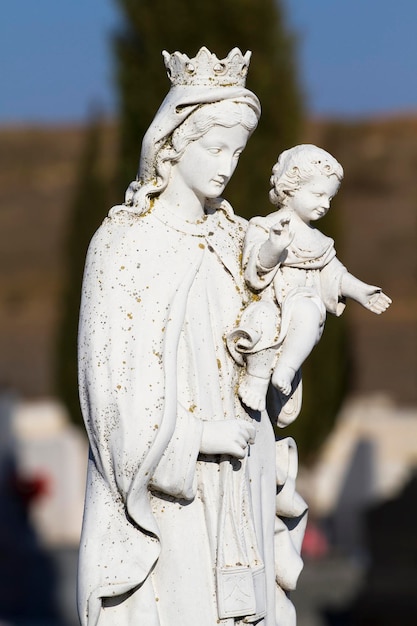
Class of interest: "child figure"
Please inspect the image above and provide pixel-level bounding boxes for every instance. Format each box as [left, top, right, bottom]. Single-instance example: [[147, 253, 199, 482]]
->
[[233, 144, 391, 412]]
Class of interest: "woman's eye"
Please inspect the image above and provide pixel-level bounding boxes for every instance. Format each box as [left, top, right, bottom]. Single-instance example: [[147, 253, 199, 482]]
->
[[208, 148, 221, 155], [234, 151, 242, 159]]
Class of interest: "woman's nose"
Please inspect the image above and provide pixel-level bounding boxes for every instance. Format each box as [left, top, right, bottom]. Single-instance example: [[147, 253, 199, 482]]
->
[[218, 156, 235, 179]]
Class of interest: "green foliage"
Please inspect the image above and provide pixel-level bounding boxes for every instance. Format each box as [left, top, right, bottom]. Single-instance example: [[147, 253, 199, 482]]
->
[[55, 116, 109, 427], [112, 0, 349, 461], [113, 0, 303, 217], [54, 0, 348, 456]]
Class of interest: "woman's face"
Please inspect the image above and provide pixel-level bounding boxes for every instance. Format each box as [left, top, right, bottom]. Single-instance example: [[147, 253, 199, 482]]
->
[[171, 124, 250, 202]]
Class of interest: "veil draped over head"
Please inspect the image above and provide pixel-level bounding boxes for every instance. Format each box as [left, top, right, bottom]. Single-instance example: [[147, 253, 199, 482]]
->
[[109, 48, 261, 216], [109, 48, 261, 214], [138, 84, 261, 185]]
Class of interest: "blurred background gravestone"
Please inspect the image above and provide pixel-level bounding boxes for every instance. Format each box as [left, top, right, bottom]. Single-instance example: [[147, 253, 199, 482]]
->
[[351, 472, 417, 626]]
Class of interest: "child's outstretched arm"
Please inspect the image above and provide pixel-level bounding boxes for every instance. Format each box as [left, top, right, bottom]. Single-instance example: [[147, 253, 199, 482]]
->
[[341, 273, 392, 314]]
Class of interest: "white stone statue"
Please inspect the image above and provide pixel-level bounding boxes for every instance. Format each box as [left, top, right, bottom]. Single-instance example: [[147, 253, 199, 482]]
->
[[228, 144, 392, 417], [78, 48, 308, 626]]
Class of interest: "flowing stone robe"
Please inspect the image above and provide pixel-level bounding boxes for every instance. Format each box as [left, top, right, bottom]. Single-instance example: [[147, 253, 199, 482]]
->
[[77, 199, 307, 626]]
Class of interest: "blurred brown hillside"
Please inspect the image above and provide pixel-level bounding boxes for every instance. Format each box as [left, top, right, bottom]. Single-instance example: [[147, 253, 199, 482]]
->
[[0, 124, 117, 398], [0, 117, 416, 405], [305, 117, 417, 405]]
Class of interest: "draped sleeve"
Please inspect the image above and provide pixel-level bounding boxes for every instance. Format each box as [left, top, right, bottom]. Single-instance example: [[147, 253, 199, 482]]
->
[[77, 210, 205, 624]]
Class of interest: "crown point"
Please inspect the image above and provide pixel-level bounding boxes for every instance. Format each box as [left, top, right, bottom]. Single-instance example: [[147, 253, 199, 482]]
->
[[162, 47, 252, 88]]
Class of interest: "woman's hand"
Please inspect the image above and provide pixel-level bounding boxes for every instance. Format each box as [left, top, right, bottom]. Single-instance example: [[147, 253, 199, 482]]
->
[[200, 420, 256, 459]]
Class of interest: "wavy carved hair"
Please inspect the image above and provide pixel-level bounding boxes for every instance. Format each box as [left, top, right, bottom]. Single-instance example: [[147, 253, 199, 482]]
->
[[125, 100, 259, 212], [269, 144, 344, 208]]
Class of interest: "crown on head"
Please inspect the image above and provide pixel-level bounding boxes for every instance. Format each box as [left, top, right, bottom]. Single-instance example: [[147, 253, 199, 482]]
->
[[162, 47, 252, 87]]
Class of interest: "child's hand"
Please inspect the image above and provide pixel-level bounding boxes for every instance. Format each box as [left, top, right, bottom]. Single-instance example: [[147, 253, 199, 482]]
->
[[341, 274, 392, 314], [258, 217, 295, 269], [359, 285, 392, 314], [258, 218, 295, 269], [200, 420, 256, 459], [269, 218, 295, 253]]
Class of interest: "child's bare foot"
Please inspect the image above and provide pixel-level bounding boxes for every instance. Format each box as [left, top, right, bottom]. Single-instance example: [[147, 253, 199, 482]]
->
[[271, 364, 296, 396], [239, 373, 270, 411]]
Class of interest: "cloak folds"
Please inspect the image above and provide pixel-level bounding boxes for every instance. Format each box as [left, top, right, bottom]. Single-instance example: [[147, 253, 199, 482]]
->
[[78, 200, 267, 624], [78, 202, 307, 626], [77, 209, 206, 625]]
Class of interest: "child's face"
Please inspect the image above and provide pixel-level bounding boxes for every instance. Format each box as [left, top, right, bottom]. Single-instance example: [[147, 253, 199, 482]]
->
[[286, 174, 340, 224]]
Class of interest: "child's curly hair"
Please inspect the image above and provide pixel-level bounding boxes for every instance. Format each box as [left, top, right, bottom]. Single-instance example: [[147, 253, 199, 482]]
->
[[269, 144, 344, 208]]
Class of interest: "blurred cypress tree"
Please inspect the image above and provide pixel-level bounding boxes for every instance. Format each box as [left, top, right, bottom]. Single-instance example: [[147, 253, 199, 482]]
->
[[112, 2, 349, 461], [55, 115, 109, 427], [112, 0, 303, 216], [58, 1, 350, 458]]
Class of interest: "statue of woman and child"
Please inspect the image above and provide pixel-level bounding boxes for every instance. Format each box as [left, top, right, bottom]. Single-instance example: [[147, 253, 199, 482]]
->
[[77, 47, 391, 626]]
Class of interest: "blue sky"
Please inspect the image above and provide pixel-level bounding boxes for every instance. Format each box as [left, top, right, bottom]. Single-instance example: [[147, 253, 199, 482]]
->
[[1, 0, 416, 124]]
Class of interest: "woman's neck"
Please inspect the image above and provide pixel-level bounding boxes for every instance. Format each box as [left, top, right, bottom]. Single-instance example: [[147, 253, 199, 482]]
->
[[157, 180, 206, 221]]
